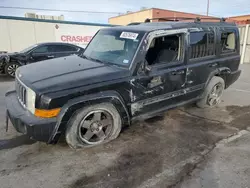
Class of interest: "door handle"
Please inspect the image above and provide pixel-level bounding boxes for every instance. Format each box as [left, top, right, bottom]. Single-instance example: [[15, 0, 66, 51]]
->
[[171, 70, 185, 75], [209, 63, 218, 67], [47, 55, 54, 58]]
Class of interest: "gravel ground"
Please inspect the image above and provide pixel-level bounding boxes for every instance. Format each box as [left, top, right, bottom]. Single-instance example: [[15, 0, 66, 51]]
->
[[0, 64, 250, 188]]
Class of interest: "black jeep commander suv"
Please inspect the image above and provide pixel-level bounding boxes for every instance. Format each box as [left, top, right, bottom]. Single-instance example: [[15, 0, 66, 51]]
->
[[6, 18, 241, 148]]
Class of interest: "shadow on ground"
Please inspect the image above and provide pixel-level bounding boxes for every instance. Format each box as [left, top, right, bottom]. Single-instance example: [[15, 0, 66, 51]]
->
[[0, 135, 36, 150], [0, 74, 13, 82]]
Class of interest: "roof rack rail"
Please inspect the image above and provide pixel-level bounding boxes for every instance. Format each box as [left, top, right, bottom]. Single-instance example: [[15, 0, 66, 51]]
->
[[144, 17, 227, 23], [127, 22, 142, 26]]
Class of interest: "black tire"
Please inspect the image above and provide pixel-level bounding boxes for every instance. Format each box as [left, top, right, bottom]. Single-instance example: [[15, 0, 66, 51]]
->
[[0, 60, 4, 74], [5, 62, 20, 77], [196, 76, 225, 108], [65, 103, 122, 149]]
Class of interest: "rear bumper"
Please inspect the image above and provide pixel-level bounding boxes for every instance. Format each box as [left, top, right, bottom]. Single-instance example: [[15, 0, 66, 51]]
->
[[225, 70, 241, 88], [5, 91, 57, 143]]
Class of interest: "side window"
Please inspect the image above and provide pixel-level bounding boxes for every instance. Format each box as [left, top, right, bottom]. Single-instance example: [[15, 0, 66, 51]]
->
[[146, 34, 183, 66], [32, 46, 48, 53], [190, 32, 215, 59], [48, 45, 78, 53], [221, 32, 236, 53]]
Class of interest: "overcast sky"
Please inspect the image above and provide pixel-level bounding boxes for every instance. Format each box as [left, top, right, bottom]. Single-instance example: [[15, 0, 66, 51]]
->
[[0, 0, 249, 24]]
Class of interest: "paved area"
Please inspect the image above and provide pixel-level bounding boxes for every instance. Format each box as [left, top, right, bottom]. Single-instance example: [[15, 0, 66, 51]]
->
[[178, 130, 250, 188], [0, 65, 250, 188], [177, 65, 250, 188]]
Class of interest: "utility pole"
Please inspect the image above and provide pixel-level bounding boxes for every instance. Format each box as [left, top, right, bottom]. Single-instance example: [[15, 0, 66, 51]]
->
[[207, 0, 210, 16]]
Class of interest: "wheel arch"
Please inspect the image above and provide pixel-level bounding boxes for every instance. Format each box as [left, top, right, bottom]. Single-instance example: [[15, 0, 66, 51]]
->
[[205, 67, 231, 89], [48, 90, 130, 144]]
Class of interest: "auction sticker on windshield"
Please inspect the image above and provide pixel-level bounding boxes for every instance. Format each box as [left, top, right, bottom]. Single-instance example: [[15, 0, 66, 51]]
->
[[120, 32, 138, 40]]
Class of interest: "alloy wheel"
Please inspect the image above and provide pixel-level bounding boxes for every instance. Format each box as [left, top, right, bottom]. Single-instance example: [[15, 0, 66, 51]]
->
[[7, 64, 19, 77], [207, 83, 223, 106], [78, 110, 114, 145]]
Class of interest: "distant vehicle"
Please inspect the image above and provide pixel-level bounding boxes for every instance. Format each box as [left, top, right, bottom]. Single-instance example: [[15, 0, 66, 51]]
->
[[6, 17, 241, 149], [0, 42, 84, 77]]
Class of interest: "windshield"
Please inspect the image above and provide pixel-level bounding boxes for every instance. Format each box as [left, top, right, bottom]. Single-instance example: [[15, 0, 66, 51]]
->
[[83, 29, 144, 67], [20, 44, 38, 53]]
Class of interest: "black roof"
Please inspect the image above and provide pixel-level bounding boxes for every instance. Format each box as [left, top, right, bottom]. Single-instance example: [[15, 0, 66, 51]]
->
[[36, 42, 81, 47], [104, 21, 237, 33]]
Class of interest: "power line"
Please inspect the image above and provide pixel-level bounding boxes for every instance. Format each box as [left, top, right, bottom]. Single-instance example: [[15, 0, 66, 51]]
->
[[207, 0, 210, 16], [0, 6, 122, 14]]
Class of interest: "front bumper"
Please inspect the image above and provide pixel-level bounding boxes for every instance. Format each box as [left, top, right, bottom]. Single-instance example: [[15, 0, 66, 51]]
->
[[225, 69, 241, 88], [5, 91, 57, 142]]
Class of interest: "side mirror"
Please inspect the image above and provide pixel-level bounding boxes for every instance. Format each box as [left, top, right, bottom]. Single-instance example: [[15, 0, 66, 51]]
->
[[30, 52, 35, 56], [138, 61, 151, 75], [145, 64, 151, 73], [143, 60, 152, 74], [29, 52, 37, 60]]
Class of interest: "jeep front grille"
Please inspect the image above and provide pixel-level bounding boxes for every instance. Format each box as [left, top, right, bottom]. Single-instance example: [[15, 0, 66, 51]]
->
[[15, 78, 27, 107]]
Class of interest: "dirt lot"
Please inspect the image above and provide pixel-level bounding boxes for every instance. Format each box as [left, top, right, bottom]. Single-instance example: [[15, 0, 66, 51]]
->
[[1, 65, 250, 188]]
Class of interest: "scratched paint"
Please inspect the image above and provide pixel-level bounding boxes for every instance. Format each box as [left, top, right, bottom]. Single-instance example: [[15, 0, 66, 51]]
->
[[129, 89, 137, 102]]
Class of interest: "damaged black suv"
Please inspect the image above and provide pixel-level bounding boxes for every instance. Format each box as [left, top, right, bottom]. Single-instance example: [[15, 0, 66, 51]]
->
[[6, 18, 241, 148]]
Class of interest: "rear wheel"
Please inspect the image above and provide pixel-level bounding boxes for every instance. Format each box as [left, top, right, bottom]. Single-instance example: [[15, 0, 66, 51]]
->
[[66, 103, 122, 149], [196, 76, 225, 108], [5, 62, 20, 77]]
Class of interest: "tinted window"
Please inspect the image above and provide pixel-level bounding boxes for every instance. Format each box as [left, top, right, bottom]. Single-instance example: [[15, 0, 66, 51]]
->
[[20, 44, 38, 53], [221, 32, 236, 53], [190, 32, 215, 59], [49, 45, 78, 52], [33, 46, 48, 53]]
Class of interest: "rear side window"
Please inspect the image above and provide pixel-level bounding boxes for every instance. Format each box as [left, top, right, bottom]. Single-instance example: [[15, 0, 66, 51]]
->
[[33, 46, 48, 53], [49, 45, 78, 52], [221, 32, 236, 53], [190, 32, 215, 59]]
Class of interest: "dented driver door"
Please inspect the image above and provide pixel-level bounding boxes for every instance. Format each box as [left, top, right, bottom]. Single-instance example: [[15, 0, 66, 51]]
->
[[130, 31, 188, 118], [130, 63, 187, 118]]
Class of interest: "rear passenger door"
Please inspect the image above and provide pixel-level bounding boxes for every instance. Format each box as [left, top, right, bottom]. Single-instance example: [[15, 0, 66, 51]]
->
[[218, 27, 240, 74], [49, 44, 80, 59], [185, 28, 218, 100]]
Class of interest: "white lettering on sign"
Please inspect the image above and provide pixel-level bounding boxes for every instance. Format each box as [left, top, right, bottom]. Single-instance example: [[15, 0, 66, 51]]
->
[[120, 32, 138, 40]]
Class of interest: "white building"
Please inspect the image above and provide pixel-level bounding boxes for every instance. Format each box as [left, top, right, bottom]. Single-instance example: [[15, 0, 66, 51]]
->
[[0, 15, 113, 52]]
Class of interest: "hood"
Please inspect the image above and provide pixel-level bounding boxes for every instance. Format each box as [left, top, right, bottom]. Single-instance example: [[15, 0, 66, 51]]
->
[[17, 55, 130, 93]]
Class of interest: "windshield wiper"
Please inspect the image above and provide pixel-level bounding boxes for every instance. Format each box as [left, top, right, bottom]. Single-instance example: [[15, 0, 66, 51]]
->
[[80, 55, 115, 66], [87, 57, 109, 64]]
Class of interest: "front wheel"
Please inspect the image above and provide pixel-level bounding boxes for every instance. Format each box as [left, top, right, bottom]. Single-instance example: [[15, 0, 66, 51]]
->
[[196, 76, 225, 108], [5, 62, 20, 77], [65, 103, 122, 149]]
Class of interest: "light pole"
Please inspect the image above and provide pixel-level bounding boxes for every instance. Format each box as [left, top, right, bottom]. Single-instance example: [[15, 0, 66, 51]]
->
[[207, 0, 210, 16]]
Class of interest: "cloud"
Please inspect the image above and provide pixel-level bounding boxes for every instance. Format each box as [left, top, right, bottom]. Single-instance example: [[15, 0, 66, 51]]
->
[[0, 0, 250, 23]]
